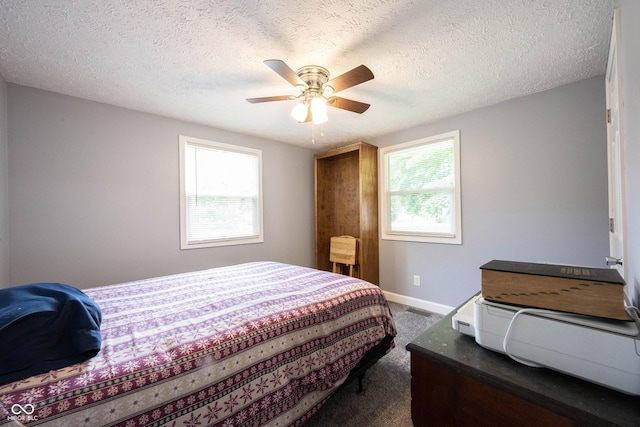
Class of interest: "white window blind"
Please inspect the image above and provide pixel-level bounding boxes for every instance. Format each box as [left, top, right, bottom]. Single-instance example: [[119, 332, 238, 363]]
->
[[179, 136, 263, 249], [380, 130, 461, 244]]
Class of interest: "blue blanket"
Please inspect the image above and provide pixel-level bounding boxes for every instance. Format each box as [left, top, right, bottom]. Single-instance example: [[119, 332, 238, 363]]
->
[[0, 283, 102, 385]]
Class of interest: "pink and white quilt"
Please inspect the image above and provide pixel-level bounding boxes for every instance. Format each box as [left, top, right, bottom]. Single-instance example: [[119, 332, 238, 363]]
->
[[0, 262, 396, 426]]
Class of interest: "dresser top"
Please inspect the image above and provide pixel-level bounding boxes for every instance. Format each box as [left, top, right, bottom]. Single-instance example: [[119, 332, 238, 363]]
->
[[407, 300, 640, 427]]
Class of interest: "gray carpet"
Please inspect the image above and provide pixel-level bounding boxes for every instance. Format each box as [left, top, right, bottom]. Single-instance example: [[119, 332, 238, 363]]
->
[[304, 301, 444, 426]]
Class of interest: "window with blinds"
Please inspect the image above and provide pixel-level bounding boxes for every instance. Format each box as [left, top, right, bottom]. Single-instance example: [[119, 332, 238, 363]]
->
[[179, 136, 263, 249], [380, 130, 461, 244]]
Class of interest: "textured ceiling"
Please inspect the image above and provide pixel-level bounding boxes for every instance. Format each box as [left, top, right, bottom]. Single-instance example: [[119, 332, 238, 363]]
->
[[0, 0, 614, 149]]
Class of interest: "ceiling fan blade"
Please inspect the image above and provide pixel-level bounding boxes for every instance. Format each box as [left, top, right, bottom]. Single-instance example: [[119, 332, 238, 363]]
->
[[327, 96, 371, 114], [246, 95, 293, 103], [264, 59, 306, 87], [325, 65, 374, 93]]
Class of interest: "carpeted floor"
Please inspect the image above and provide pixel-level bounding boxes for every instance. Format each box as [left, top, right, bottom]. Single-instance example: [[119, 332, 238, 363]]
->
[[304, 301, 444, 426]]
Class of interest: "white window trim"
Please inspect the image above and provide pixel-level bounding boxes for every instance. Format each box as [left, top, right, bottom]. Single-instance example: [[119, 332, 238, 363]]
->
[[379, 130, 462, 245], [179, 135, 264, 249]]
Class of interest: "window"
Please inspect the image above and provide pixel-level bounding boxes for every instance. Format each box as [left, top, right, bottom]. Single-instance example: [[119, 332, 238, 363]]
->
[[179, 135, 263, 249], [380, 130, 461, 244]]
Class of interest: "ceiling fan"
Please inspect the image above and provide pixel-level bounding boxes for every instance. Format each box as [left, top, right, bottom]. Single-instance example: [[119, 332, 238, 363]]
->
[[246, 59, 374, 124]]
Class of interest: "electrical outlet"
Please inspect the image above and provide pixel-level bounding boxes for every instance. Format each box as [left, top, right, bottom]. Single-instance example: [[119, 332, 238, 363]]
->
[[413, 275, 421, 287]]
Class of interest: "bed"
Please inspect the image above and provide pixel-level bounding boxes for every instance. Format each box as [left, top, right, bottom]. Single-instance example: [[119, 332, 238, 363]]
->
[[0, 262, 396, 426]]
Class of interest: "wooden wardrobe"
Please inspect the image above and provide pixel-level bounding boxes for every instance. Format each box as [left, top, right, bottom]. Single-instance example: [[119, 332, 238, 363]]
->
[[314, 142, 379, 285]]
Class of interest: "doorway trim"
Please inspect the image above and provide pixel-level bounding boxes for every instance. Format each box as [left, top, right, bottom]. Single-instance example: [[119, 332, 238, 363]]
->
[[605, 8, 628, 287]]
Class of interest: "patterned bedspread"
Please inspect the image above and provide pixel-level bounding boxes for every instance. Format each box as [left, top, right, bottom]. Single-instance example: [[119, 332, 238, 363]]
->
[[0, 262, 396, 426]]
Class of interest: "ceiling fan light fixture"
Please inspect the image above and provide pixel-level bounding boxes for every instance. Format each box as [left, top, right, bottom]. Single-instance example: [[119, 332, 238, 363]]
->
[[310, 97, 328, 124], [290, 101, 308, 122], [248, 60, 374, 127]]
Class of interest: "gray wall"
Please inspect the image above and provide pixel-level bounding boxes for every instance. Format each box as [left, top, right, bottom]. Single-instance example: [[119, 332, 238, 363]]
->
[[7, 85, 315, 289], [6, 76, 612, 310], [0, 75, 8, 286], [616, 0, 640, 305], [371, 76, 609, 308]]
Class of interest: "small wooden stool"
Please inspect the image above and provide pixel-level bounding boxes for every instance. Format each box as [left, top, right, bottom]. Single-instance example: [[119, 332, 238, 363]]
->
[[329, 235, 359, 278]]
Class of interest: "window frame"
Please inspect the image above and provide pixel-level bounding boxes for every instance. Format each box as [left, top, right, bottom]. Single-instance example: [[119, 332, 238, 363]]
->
[[179, 135, 264, 249], [379, 130, 462, 244]]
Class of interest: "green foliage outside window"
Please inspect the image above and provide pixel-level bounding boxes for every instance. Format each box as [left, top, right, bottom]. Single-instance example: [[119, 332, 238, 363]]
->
[[387, 140, 455, 229]]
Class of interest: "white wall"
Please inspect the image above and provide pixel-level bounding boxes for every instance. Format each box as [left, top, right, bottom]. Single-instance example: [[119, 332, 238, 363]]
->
[[0, 75, 8, 286], [615, 0, 640, 305], [7, 85, 315, 289], [371, 77, 609, 308]]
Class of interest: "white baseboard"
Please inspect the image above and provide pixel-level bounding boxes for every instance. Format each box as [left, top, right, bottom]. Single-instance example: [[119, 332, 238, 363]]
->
[[383, 290, 455, 316]]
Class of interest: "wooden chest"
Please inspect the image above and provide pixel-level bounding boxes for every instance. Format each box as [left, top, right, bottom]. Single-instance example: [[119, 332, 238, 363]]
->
[[480, 260, 629, 320]]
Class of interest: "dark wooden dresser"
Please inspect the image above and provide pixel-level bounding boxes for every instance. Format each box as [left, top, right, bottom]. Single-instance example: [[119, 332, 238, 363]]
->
[[406, 301, 640, 426]]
